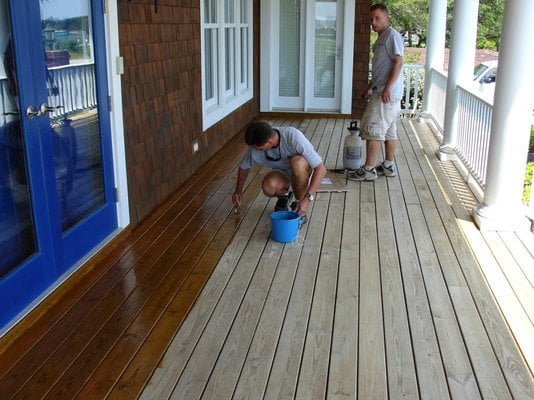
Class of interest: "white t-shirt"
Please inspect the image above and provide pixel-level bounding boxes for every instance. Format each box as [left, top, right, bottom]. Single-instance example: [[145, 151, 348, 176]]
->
[[239, 126, 323, 174], [371, 26, 404, 100]]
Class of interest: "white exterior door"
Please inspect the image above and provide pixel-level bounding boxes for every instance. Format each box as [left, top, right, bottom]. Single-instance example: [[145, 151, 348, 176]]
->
[[261, 0, 354, 113]]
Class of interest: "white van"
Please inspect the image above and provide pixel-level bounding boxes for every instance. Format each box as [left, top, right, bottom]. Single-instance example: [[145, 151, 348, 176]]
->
[[472, 60, 498, 102]]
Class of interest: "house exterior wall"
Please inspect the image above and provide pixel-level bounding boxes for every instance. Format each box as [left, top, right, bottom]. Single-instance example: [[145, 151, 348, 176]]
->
[[118, 0, 260, 226], [352, 0, 371, 118], [118, 0, 368, 227]]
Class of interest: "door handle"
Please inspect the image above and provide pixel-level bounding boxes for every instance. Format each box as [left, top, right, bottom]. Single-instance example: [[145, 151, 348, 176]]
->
[[40, 103, 64, 114], [26, 105, 41, 119]]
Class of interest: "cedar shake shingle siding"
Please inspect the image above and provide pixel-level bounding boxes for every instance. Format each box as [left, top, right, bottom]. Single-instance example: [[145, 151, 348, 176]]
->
[[118, 0, 367, 226]]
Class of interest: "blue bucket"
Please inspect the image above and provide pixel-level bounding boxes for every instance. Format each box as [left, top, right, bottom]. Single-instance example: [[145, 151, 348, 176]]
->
[[270, 211, 300, 243]]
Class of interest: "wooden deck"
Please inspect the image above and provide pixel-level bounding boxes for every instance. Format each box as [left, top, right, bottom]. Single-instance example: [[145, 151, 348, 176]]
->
[[0, 117, 532, 399]]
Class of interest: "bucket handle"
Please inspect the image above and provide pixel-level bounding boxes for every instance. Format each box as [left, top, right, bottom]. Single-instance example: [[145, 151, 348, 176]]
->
[[298, 214, 307, 230]]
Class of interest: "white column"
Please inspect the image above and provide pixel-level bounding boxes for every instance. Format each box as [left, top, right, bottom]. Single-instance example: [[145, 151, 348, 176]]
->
[[438, 0, 479, 160], [473, 0, 534, 231], [421, 0, 446, 115]]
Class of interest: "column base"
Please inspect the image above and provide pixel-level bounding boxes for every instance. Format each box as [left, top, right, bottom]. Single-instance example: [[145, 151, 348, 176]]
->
[[472, 203, 532, 231], [437, 144, 457, 161], [417, 112, 431, 123]]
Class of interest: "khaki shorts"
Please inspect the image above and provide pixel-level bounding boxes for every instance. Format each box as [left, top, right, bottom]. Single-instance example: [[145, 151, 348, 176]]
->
[[360, 93, 401, 141]]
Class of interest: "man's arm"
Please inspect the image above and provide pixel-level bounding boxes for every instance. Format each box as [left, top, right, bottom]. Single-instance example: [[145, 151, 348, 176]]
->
[[361, 82, 374, 101], [381, 54, 403, 103], [232, 167, 250, 208]]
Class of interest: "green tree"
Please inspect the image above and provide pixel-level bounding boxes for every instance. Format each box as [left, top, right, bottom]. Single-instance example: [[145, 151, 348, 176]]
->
[[477, 0, 504, 50], [385, 0, 429, 47], [383, 0, 503, 50]]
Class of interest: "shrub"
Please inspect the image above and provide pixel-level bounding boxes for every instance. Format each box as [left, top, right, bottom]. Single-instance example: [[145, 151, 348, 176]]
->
[[524, 162, 534, 205]]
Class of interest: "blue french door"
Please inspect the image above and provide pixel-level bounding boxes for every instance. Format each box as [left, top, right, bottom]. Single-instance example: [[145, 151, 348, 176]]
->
[[0, 0, 117, 327]]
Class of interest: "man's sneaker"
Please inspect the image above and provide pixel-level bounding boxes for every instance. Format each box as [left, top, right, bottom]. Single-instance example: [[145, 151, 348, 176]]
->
[[347, 167, 377, 181], [274, 191, 293, 211], [376, 162, 397, 177]]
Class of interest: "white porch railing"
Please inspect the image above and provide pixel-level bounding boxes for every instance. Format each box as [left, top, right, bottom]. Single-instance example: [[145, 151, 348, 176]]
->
[[400, 64, 425, 115], [1, 62, 97, 121], [456, 86, 493, 189], [423, 67, 494, 191], [426, 68, 447, 130], [424, 64, 534, 216], [46, 62, 97, 120]]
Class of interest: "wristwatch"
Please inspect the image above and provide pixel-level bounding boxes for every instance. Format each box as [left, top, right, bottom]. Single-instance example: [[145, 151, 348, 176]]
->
[[304, 192, 314, 202]]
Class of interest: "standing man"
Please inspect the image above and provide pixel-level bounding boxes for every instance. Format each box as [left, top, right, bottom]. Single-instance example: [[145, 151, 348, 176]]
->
[[232, 121, 326, 221], [348, 3, 404, 181]]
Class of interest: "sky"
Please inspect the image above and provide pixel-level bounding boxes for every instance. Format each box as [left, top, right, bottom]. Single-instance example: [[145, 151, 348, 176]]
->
[[40, 0, 89, 19]]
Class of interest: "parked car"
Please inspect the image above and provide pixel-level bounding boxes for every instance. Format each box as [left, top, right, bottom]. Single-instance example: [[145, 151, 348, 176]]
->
[[472, 60, 498, 102]]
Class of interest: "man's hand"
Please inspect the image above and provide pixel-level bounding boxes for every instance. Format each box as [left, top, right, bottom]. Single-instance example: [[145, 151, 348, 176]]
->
[[232, 191, 243, 208], [361, 86, 373, 102], [233, 167, 250, 209], [380, 87, 392, 103], [294, 198, 309, 216]]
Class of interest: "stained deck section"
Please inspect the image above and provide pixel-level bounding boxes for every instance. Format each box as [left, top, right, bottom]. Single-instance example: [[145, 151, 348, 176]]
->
[[0, 117, 532, 399]]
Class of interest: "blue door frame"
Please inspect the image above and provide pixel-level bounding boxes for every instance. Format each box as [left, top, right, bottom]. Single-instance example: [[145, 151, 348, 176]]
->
[[0, 0, 117, 328]]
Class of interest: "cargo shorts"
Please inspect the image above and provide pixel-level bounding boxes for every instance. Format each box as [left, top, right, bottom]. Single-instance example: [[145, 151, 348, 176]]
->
[[360, 93, 401, 141]]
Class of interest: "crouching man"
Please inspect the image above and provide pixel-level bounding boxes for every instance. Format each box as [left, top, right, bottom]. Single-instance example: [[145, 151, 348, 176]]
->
[[232, 121, 326, 223]]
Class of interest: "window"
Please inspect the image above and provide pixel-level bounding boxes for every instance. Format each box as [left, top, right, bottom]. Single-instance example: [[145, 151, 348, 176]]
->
[[201, 0, 253, 130]]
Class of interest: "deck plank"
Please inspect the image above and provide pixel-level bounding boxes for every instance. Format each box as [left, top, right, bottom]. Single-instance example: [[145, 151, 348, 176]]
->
[[327, 188, 360, 400], [137, 183, 271, 400], [324, 118, 346, 170], [2, 136, 248, 400], [167, 202, 274, 400], [200, 214, 284, 399], [374, 178, 419, 400], [29, 161, 249, 400], [1, 116, 532, 400], [231, 215, 312, 400], [79, 171, 265, 399], [0, 133, 243, 370], [357, 184, 387, 400], [388, 184, 451, 399], [498, 231, 534, 288], [398, 120, 483, 398], [483, 231, 534, 324], [296, 192, 343, 400], [263, 192, 329, 400], [406, 120, 530, 399]]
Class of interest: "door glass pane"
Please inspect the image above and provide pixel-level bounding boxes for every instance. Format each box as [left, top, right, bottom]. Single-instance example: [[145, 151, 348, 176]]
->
[[225, 28, 234, 93], [224, 0, 234, 23], [0, 0, 38, 278], [279, 0, 300, 97], [204, 29, 216, 102], [39, 0, 105, 232], [204, 0, 216, 23], [314, 0, 336, 98], [240, 27, 248, 86]]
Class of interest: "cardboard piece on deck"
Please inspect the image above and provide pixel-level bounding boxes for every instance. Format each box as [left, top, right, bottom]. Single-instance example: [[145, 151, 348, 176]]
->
[[317, 170, 348, 192]]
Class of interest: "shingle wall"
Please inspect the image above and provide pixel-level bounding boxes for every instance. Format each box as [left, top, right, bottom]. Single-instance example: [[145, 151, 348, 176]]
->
[[352, 0, 371, 118], [118, 0, 259, 226], [118, 0, 368, 226]]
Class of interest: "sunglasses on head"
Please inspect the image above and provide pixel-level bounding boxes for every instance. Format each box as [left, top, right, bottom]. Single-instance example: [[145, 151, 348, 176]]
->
[[264, 147, 281, 161], [264, 131, 282, 161]]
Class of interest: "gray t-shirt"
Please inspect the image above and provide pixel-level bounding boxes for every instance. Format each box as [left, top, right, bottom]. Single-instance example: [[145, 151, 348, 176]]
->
[[239, 126, 323, 174], [371, 26, 404, 99]]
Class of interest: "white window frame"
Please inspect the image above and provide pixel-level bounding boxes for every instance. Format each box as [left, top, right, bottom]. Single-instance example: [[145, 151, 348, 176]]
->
[[201, 0, 253, 130]]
